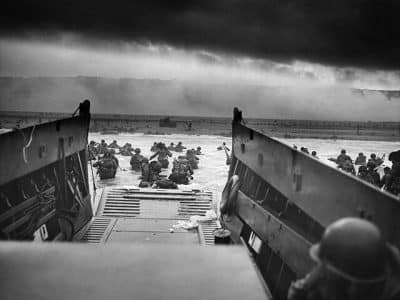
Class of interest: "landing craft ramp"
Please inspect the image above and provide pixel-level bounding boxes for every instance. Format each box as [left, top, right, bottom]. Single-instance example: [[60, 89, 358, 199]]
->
[[74, 187, 219, 245]]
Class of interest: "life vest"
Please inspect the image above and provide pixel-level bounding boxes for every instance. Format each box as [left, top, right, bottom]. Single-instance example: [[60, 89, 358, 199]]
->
[[220, 175, 240, 216], [101, 158, 116, 169]]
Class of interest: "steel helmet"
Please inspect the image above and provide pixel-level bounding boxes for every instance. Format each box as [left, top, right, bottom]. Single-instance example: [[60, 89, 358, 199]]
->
[[310, 218, 388, 283]]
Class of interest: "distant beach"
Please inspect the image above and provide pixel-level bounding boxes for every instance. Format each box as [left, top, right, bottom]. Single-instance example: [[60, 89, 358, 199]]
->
[[1, 110, 399, 141]]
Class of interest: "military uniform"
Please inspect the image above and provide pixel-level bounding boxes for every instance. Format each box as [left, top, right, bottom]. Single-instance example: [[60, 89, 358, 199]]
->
[[98, 141, 108, 154], [175, 142, 186, 153], [93, 155, 117, 179], [341, 160, 356, 175], [150, 145, 172, 169], [129, 149, 143, 171], [130, 154, 144, 171], [358, 166, 375, 184], [185, 150, 199, 169], [88, 142, 98, 160], [109, 140, 120, 149], [337, 153, 352, 168], [355, 153, 367, 165], [169, 158, 193, 185], [288, 218, 400, 300]]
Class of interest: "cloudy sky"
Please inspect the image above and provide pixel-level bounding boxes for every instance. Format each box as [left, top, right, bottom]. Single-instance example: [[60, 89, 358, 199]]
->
[[0, 1, 399, 119]]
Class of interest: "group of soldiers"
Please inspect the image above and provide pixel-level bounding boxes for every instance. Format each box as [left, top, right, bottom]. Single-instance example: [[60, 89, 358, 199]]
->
[[88, 140, 120, 179], [88, 139, 203, 188], [144, 141, 202, 187], [294, 145, 319, 159], [329, 149, 400, 195]]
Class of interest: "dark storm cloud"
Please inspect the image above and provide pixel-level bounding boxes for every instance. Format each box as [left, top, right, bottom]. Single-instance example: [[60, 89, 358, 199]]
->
[[1, 0, 400, 70]]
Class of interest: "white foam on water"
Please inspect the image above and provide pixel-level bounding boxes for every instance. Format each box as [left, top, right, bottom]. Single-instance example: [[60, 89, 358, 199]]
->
[[88, 133, 399, 199]]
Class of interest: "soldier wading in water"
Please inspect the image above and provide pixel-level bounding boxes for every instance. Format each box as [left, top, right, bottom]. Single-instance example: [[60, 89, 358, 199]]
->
[[150, 143, 172, 168]]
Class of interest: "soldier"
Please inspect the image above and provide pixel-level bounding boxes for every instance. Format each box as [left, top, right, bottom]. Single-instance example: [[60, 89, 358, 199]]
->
[[108, 151, 119, 168], [380, 167, 392, 189], [169, 158, 193, 185], [88, 141, 98, 160], [336, 149, 352, 168], [288, 218, 400, 300], [368, 153, 385, 169], [223, 145, 231, 165], [185, 149, 199, 170], [311, 151, 318, 159], [150, 143, 172, 168], [175, 141, 186, 152], [93, 152, 118, 179], [139, 158, 161, 187], [109, 140, 120, 149], [301, 147, 310, 154], [150, 142, 158, 152], [119, 143, 134, 156], [149, 161, 162, 181], [130, 148, 144, 171], [367, 161, 381, 186], [218, 142, 230, 151], [195, 146, 202, 155], [355, 152, 367, 165], [98, 139, 108, 154], [357, 165, 374, 184], [340, 159, 356, 175], [139, 158, 151, 187], [168, 142, 176, 151], [122, 142, 133, 151], [386, 150, 400, 196]]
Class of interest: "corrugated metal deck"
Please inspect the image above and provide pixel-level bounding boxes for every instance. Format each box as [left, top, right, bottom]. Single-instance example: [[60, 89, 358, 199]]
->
[[75, 187, 219, 245]]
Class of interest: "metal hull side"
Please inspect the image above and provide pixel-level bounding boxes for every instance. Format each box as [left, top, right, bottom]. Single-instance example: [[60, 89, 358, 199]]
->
[[0, 116, 90, 186], [232, 121, 400, 247], [0, 110, 92, 241], [223, 120, 400, 300]]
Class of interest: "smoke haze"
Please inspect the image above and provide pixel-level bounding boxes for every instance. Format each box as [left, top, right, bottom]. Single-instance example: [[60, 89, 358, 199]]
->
[[1, 76, 399, 122], [0, 37, 399, 121]]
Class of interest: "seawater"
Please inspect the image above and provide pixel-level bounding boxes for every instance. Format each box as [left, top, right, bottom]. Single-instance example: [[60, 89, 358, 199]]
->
[[88, 133, 399, 200]]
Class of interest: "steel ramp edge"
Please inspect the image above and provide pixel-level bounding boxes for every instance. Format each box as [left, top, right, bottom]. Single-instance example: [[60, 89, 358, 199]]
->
[[73, 217, 116, 244], [96, 187, 214, 219], [198, 220, 220, 245]]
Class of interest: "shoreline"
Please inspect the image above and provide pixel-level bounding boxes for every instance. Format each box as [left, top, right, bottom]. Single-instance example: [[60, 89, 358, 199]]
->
[[92, 129, 399, 142], [1, 111, 399, 142]]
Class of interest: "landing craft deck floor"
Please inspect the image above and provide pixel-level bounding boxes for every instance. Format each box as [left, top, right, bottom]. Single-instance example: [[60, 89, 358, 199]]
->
[[74, 187, 219, 245]]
